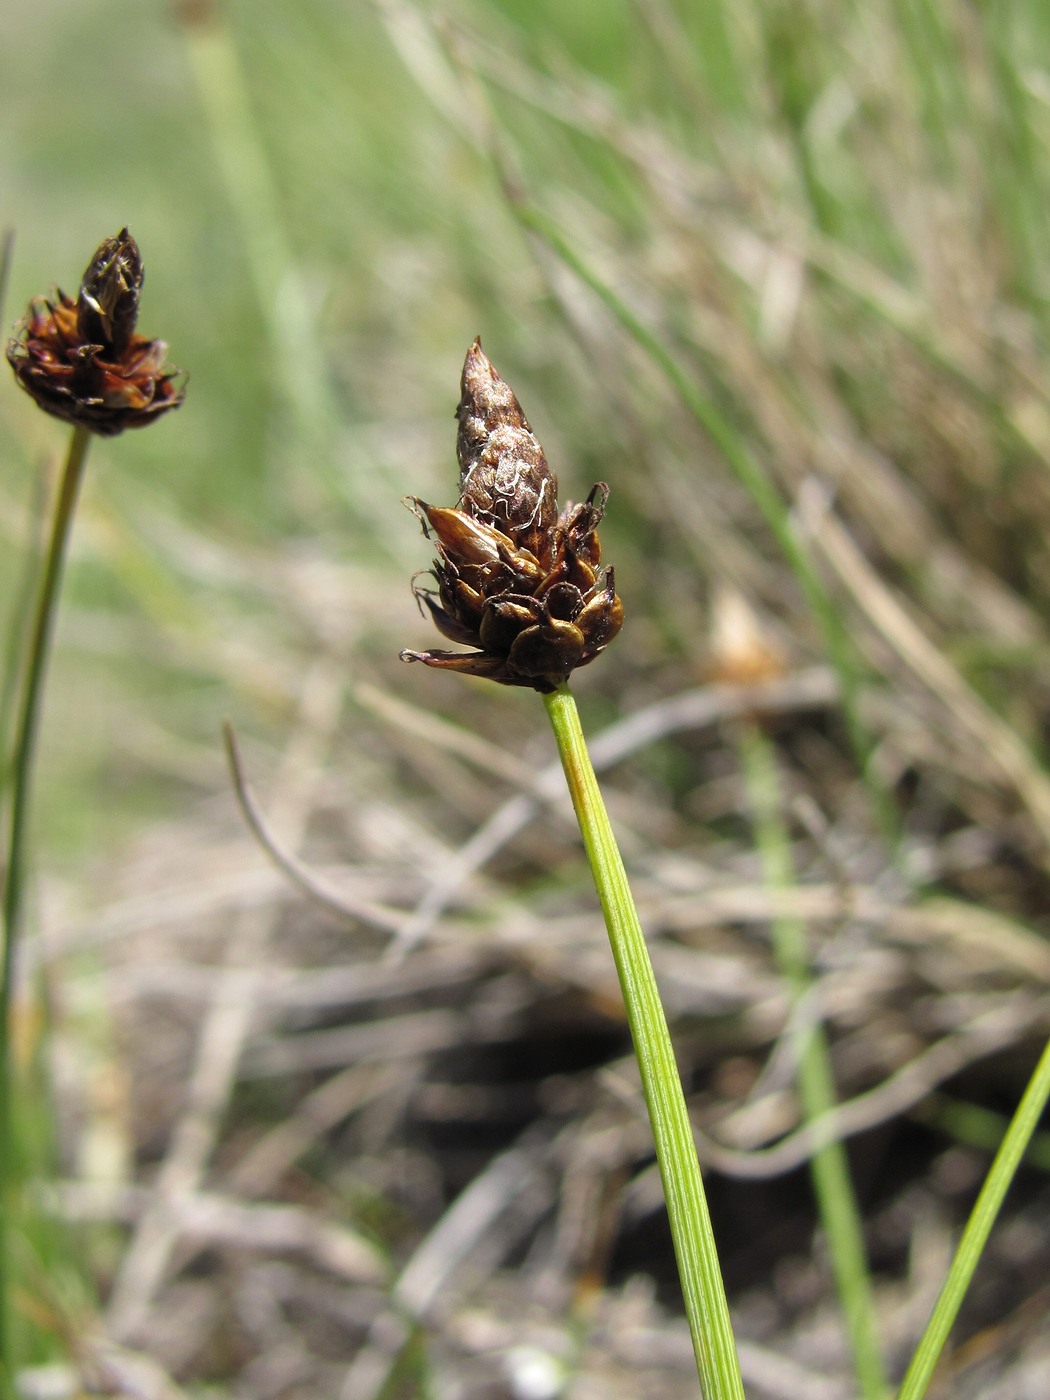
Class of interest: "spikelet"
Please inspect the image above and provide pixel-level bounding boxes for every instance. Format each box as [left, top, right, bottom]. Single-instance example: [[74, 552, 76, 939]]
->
[[6, 228, 185, 436], [402, 340, 622, 692]]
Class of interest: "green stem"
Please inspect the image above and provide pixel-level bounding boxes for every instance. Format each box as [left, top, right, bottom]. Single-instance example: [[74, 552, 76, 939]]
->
[[1, 475, 47, 809], [896, 1032, 1050, 1400], [739, 723, 887, 1400], [0, 423, 91, 1397], [544, 685, 743, 1400]]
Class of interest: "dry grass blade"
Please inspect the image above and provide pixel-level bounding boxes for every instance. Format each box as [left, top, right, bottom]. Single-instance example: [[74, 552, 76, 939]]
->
[[800, 484, 1050, 853], [223, 720, 403, 934], [693, 996, 1048, 1179], [340, 1134, 552, 1400], [51, 1181, 388, 1283], [390, 667, 839, 956], [105, 658, 349, 1343]]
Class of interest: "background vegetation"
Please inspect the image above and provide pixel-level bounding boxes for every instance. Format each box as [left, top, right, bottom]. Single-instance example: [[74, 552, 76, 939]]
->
[[2, 0, 1049, 1395]]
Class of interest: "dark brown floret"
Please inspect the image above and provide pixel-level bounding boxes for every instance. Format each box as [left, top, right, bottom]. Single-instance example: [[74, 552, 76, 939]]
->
[[6, 228, 185, 437], [401, 340, 623, 692]]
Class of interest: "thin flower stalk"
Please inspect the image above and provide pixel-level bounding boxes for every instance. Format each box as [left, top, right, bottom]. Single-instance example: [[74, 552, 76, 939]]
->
[[544, 684, 744, 1398], [0, 422, 90, 1398]]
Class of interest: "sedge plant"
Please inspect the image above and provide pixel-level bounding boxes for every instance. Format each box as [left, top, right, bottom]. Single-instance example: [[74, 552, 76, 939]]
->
[[1, 229, 184, 1394], [400, 339, 744, 1398]]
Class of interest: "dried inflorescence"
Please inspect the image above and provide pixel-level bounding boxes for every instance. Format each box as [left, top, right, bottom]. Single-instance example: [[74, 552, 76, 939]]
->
[[6, 228, 185, 436], [401, 339, 623, 692]]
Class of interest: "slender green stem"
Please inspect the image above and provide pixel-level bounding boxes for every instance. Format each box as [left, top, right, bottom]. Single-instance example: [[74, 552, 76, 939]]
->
[[0, 423, 91, 1397], [739, 723, 887, 1400], [896, 1033, 1050, 1400], [1, 475, 47, 809], [544, 685, 743, 1400]]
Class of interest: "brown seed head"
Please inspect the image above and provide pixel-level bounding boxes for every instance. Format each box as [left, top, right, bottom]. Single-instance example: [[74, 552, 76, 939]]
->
[[402, 339, 623, 692], [6, 228, 186, 436]]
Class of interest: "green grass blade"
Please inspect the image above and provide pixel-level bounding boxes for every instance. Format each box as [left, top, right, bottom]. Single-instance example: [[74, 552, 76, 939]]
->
[[740, 723, 887, 1400], [896, 1033, 1050, 1400]]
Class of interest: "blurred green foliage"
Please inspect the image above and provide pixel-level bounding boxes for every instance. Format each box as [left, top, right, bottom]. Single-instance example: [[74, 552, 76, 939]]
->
[[3, 0, 1050, 854]]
